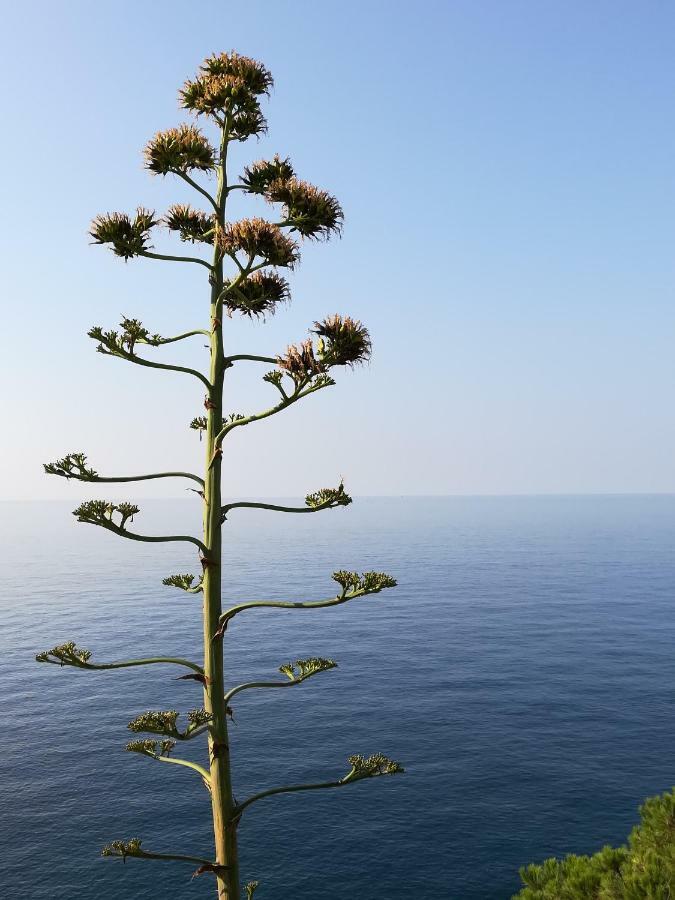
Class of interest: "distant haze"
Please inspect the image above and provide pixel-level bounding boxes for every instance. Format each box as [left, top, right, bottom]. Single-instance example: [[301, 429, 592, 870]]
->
[[1, 1, 674, 499]]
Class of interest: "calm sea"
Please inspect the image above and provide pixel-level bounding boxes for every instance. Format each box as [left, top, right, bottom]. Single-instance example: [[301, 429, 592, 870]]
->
[[1, 496, 674, 899]]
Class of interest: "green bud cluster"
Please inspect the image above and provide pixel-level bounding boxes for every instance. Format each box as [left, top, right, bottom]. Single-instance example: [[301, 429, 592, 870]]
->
[[73, 500, 139, 530], [305, 482, 352, 509], [44, 452, 97, 481], [189, 416, 208, 436], [89, 208, 157, 260], [126, 739, 175, 757], [162, 573, 202, 592], [89, 318, 163, 357], [101, 838, 143, 859], [245, 881, 260, 899], [345, 754, 404, 781], [331, 571, 398, 596], [36, 641, 92, 667], [279, 657, 337, 681], [127, 710, 179, 736], [187, 708, 212, 728]]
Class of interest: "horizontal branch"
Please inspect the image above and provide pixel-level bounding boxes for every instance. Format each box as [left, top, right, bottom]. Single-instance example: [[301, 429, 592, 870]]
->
[[76, 515, 207, 555], [102, 839, 214, 868], [224, 658, 337, 705], [138, 249, 212, 270], [224, 354, 277, 366], [215, 572, 396, 638], [153, 329, 211, 345], [234, 753, 403, 818], [98, 347, 212, 390], [220, 498, 341, 521], [235, 778, 345, 816], [36, 643, 203, 674]]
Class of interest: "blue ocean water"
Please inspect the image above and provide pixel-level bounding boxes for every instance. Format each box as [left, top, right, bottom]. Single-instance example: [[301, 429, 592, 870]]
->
[[1, 496, 674, 899]]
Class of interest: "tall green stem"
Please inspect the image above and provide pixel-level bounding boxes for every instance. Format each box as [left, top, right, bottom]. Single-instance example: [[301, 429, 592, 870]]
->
[[202, 117, 240, 900]]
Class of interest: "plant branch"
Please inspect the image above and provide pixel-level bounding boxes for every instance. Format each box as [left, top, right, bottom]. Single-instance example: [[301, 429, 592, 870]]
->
[[89, 520, 207, 554], [36, 644, 203, 674], [138, 249, 212, 270], [234, 778, 345, 816], [220, 498, 341, 521], [224, 354, 277, 366], [99, 347, 212, 390], [172, 170, 220, 214]]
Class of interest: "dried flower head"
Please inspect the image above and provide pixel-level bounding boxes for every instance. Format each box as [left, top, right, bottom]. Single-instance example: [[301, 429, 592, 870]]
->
[[180, 52, 272, 135], [267, 178, 343, 240], [241, 155, 295, 193], [223, 272, 290, 318], [313, 315, 371, 367], [90, 208, 157, 260], [345, 753, 404, 781], [276, 339, 323, 384], [36, 641, 92, 667], [144, 124, 215, 175], [218, 218, 299, 268], [305, 481, 352, 509], [44, 452, 97, 481], [164, 204, 215, 244], [331, 570, 397, 596]]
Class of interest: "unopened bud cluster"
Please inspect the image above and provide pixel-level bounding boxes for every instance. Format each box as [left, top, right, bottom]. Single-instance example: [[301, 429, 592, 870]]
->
[[305, 482, 352, 509], [73, 500, 139, 530], [279, 657, 337, 681], [44, 452, 97, 481], [331, 571, 398, 596]]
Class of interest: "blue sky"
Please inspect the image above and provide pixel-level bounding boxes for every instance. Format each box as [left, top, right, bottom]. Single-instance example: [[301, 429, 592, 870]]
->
[[1, 1, 674, 498]]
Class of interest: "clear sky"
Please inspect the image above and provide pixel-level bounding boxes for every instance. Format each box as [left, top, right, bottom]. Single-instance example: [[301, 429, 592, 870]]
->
[[1, 1, 674, 499]]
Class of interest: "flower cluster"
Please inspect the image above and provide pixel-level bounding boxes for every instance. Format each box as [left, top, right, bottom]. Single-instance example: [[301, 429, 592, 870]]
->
[[90, 208, 157, 260], [164, 204, 215, 244], [181, 51, 272, 140], [127, 710, 179, 736], [276, 316, 371, 387], [314, 315, 371, 367], [268, 177, 343, 240], [331, 571, 398, 596], [88, 318, 163, 357], [126, 739, 175, 757], [245, 882, 260, 899], [162, 573, 202, 592], [278, 657, 337, 681], [217, 218, 299, 268], [36, 641, 92, 667], [44, 452, 97, 481], [144, 124, 215, 175], [101, 839, 144, 860], [305, 482, 352, 509], [344, 753, 404, 781], [187, 708, 212, 728], [222, 271, 290, 318], [241, 154, 294, 193], [73, 500, 139, 530]]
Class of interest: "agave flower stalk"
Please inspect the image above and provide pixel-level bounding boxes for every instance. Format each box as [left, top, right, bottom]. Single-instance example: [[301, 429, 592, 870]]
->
[[39, 51, 400, 900]]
